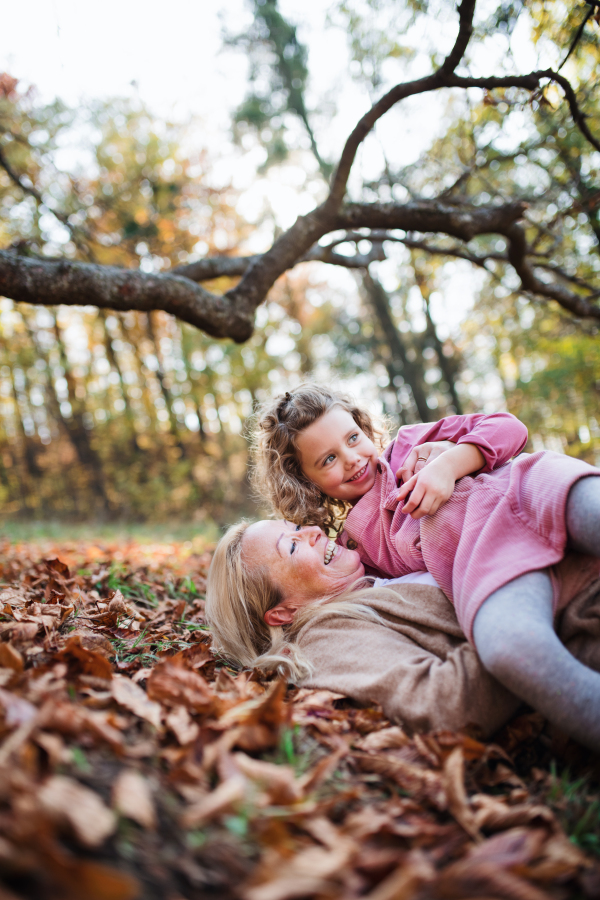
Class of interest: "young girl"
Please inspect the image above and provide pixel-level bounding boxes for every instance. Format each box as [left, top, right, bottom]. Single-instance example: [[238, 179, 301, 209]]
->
[[253, 384, 600, 745]]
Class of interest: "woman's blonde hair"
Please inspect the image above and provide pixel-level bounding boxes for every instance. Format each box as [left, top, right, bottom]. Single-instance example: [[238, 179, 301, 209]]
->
[[205, 520, 383, 682], [251, 383, 388, 531]]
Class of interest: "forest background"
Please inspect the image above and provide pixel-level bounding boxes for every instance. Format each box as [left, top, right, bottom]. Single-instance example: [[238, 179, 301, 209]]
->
[[1, 0, 599, 535]]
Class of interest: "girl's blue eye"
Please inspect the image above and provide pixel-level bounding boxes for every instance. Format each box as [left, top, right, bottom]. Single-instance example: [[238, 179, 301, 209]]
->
[[349, 433, 359, 443], [324, 454, 335, 465], [295, 524, 301, 531], [290, 540, 297, 555]]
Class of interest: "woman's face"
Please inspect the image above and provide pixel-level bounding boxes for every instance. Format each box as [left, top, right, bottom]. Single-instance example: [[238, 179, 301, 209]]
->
[[242, 520, 365, 624]]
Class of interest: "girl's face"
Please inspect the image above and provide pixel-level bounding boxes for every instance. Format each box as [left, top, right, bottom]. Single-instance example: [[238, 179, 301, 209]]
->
[[296, 407, 379, 503]]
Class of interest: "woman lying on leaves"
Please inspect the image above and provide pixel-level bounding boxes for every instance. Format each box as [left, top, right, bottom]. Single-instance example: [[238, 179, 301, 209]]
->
[[206, 386, 600, 751]]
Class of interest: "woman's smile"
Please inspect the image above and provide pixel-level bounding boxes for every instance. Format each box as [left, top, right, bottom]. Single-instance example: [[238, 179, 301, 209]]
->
[[242, 519, 365, 613]]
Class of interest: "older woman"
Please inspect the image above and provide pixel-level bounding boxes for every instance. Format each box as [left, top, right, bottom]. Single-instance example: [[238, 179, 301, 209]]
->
[[206, 519, 600, 747]]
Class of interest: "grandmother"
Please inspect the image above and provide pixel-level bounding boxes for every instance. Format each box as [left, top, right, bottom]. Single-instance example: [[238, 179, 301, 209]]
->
[[206, 518, 600, 745]]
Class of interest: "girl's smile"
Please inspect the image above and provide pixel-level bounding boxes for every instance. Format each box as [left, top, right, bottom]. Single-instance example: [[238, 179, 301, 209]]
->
[[296, 407, 379, 503]]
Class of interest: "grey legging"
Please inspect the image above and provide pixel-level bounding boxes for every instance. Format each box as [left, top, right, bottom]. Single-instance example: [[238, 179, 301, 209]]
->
[[473, 476, 600, 752]]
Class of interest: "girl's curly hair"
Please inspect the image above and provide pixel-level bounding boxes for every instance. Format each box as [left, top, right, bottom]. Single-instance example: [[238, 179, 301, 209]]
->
[[250, 383, 389, 531]]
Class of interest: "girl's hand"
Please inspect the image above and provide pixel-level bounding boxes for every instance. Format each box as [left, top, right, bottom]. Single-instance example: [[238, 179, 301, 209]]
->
[[396, 456, 457, 519], [396, 441, 485, 519], [396, 440, 456, 485]]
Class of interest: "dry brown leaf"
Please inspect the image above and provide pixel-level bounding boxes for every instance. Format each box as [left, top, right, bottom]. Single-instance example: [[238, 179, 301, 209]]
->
[[471, 793, 556, 832], [242, 822, 355, 900], [297, 738, 348, 795], [354, 750, 447, 809], [40, 848, 140, 900], [0, 588, 28, 607], [38, 775, 116, 847], [443, 746, 481, 840], [363, 849, 435, 900], [56, 635, 113, 680], [0, 688, 37, 727], [112, 674, 162, 729], [35, 731, 70, 766], [437, 857, 553, 900], [233, 752, 302, 806], [165, 705, 199, 744], [11, 622, 39, 643], [354, 726, 410, 752], [180, 773, 247, 827], [0, 643, 23, 672], [147, 660, 214, 712], [112, 769, 156, 829], [466, 826, 548, 868], [218, 677, 289, 730]]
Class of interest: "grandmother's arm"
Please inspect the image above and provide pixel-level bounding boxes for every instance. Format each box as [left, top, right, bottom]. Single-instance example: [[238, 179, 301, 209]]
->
[[298, 613, 521, 737]]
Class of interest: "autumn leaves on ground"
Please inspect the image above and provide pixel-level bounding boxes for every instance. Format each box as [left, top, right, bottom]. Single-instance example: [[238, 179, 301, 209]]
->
[[0, 538, 598, 900]]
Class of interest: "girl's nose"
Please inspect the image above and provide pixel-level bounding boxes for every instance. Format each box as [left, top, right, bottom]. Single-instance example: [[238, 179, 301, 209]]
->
[[342, 447, 361, 467]]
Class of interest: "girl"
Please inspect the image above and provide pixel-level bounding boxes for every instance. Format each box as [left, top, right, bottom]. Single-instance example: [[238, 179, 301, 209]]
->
[[253, 384, 600, 745]]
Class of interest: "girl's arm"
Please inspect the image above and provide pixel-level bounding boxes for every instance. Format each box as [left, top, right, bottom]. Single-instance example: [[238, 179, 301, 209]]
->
[[396, 442, 484, 518], [392, 412, 528, 520], [391, 412, 528, 476]]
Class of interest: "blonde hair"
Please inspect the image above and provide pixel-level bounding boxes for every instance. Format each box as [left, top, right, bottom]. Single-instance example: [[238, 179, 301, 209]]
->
[[251, 383, 388, 531], [205, 520, 384, 682]]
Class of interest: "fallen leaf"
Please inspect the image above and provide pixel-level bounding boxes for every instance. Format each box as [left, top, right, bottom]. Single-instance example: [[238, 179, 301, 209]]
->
[[166, 705, 199, 744], [38, 775, 116, 847], [112, 674, 162, 729], [181, 774, 246, 827], [0, 643, 23, 672], [443, 747, 480, 840], [0, 688, 37, 727], [56, 635, 113, 680], [147, 660, 214, 713], [113, 769, 156, 829]]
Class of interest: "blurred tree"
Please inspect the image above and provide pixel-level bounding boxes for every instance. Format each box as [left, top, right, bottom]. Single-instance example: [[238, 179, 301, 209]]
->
[[0, 93, 333, 519], [1, 0, 600, 521]]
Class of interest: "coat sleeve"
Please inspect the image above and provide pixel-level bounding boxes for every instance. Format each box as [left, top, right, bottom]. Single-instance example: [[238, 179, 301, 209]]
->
[[298, 613, 521, 737], [391, 413, 528, 475]]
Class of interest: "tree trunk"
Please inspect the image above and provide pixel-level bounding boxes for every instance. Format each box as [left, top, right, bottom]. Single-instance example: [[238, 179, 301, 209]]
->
[[361, 270, 433, 422]]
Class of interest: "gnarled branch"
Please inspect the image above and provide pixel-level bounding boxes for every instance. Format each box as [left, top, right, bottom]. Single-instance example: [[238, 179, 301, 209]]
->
[[1, 0, 599, 338]]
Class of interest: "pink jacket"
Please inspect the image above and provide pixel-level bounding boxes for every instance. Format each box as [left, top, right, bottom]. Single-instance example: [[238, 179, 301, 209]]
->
[[338, 413, 596, 640]]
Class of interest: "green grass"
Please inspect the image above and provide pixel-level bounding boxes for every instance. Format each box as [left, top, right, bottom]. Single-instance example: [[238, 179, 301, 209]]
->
[[0, 519, 221, 546], [545, 763, 600, 856]]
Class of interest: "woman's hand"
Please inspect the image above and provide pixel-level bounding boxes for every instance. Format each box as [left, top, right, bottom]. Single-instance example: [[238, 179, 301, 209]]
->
[[396, 440, 456, 485]]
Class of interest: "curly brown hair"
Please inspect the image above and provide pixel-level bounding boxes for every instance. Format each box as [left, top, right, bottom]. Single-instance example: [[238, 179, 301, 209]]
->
[[250, 383, 388, 531]]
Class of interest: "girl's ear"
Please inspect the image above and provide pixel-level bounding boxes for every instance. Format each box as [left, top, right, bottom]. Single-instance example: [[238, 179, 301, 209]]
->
[[264, 604, 295, 626]]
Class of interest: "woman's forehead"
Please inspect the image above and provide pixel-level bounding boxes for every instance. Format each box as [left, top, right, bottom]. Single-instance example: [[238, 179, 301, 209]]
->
[[244, 519, 286, 547]]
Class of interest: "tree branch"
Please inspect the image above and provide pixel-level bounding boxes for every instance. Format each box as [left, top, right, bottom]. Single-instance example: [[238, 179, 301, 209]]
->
[[2, 0, 599, 339], [0, 252, 256, 342], [503, 221, 600, 319], [0, 145, 96, 259]]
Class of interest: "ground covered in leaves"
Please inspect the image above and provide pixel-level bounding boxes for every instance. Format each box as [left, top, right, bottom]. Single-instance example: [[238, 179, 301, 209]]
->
[[0, 536, 599, 900]]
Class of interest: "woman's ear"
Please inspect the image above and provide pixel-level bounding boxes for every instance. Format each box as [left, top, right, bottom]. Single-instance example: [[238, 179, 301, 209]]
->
[[264, 603, 295, 627]]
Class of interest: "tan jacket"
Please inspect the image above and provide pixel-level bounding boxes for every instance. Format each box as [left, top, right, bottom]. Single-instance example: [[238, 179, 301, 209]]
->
[[296, 570, 600, 738]]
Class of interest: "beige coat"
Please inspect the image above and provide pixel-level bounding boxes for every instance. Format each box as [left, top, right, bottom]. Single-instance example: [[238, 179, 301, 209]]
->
[[297, 560, 600, 738]]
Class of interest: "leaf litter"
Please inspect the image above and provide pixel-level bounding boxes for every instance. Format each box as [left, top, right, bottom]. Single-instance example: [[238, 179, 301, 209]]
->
[[0, 536, 598, 900]]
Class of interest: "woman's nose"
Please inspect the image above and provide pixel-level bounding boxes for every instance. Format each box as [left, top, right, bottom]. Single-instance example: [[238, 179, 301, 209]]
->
[[301, 525, 323, 545]]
